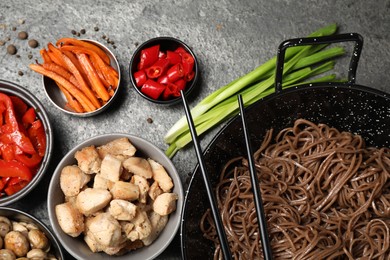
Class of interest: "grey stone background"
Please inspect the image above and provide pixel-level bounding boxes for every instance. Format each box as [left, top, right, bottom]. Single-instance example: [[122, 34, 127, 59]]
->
[[0, 0, 389, 259]]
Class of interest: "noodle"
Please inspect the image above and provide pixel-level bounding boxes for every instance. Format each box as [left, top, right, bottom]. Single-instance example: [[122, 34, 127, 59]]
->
[[200, 119, 390, 259]]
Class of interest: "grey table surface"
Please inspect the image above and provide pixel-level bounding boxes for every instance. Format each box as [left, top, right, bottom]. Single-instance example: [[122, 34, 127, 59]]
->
[[1, 0, 389, 259]]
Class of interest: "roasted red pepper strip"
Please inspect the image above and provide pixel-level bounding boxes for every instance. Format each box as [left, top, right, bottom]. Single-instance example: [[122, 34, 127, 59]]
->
[[166, 50, 182, 65], [4, 177, 29, 196], [0, 143, 15, 162], [0, 160, 33, 181], [138, 45, 160, 70], [9, 96, 28, 117], [133, 70, 147, 87], [28, 119, 46, 157], [140, 79, 166, 100], [15, 152, 42, 168], [146, 58, 170, 79], [22, 107, 37, 128], [166, 63, 184, 82]]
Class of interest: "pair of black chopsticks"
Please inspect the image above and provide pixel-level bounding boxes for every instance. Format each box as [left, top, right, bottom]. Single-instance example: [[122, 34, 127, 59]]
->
[[180, 91, 273, 260]]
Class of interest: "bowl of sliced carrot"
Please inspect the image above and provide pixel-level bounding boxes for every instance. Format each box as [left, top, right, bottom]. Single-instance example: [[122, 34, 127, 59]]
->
[[30, 38, 121, 117]]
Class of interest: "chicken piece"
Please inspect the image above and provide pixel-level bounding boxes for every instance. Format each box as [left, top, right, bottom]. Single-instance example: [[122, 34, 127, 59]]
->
[[153, 193, 178, 216], [74, 146, 101, 174], [76, 188, 112, 216], [131, 175, 149, 203], [142, 211, 168, 246], [100, 154, 123, 182], [86, 213, 124, 248], [148, 181, 163, 201], [123, 157, 153, 179], [60, 165, 91, 197], [92, 174, 111, 190], [55, 202, 84, 237], [110, 181, 139, 201], [125, 209, 152, 241], [84, 231, 104, 253], [108, 200, 137, 221], [97, 137, 136, 160], [148, 159, 174, 192]]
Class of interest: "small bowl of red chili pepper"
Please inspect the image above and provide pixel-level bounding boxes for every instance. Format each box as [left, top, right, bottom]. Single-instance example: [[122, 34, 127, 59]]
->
[[129, 37, 199, 105], [0, 80, 53, 206]]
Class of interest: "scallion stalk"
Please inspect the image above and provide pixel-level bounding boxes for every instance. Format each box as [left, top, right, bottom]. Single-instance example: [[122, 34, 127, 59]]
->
[[164, 24, 344, 158]]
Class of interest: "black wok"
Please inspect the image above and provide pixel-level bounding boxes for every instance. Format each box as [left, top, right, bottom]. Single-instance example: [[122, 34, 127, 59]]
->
[[180, 33, 390, 259]]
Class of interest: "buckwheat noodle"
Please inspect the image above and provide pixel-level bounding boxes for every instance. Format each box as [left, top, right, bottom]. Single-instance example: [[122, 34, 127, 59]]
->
[[200, 119, 390, 259]]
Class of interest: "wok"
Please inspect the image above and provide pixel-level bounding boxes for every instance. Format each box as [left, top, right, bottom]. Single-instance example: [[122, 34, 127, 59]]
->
[[180, 33, 390, 259]]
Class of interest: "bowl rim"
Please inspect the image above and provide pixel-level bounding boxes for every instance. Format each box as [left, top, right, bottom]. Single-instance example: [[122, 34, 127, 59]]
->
[[129, 36, 199, 105], [47, 133, 184, 260], [0, 206, 65, 259], [42, 38, 121, 117], [0, 79, 53, 206]]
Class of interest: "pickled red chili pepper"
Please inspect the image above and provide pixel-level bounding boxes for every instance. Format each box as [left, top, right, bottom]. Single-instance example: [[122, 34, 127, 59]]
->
[[134, 70, 147, 87], [146, 58, 170, 79], [138, 45, 160, 70], [140, 79, 166, 100], [166, 51, 182, 65], [166, 63, 184, 82]]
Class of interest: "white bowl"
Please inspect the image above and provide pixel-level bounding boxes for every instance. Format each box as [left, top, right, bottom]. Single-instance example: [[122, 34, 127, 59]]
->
[[47, 133, 183, 259]]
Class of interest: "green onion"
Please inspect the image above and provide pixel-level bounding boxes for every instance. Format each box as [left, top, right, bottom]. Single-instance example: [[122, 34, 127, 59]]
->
[[164, 24, 345, 158]]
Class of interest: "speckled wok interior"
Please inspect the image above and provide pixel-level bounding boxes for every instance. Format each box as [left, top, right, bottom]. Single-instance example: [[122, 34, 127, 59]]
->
[[180, 83, 390, 259]]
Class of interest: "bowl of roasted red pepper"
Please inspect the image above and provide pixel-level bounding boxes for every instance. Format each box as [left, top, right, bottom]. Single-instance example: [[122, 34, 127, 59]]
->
[[0, 80, 53, 206], [129, 37, 199, 105]]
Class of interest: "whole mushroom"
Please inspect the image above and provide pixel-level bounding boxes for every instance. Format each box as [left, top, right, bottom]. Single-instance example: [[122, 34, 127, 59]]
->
[[4, 231, 30, 257], [0, 217, 11, 237], [28, 229, 49, 250], [26, 248, 47, 259], [0, 249, 16, 260]]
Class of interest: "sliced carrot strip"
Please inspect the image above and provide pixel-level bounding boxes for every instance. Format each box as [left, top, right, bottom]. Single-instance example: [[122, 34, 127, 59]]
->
[[47, 43, 68, 68], [29, 64, 95, 112], [56, 38, 110, 64], [40, 49, 52, 64], [42, 63, 72, 81], [57, 83, 84, 113], [60, 45, 119, 88], [62, 50, 89, 84], [57, 49, 101, 109], [77, 53, 110, 102]]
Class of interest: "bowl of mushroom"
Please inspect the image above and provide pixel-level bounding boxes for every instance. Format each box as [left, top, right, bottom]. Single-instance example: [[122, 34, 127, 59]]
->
[[47, 133, 183, 259], [0, 207, 64, 259]]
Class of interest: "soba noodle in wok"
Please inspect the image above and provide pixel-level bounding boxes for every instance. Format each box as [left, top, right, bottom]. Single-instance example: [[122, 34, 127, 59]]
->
[[200, 119, 390, 259]]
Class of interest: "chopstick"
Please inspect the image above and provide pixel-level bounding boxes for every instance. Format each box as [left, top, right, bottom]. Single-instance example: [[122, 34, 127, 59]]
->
[[238, 94, 273, 260], [180, 90, 232, 260]]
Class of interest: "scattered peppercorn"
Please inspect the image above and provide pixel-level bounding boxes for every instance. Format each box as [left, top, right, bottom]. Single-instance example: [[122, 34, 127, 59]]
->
[[71, 30, 77, 35], [16, 54, 20, 58], [11, 26, 16, 31], [113, 45, 117, 49], [147, 118, 153, 124], [7, 44, 17, 55], [80, 29, 86, 34], [28, 39, 39, 48], [27, 54, 33, 59], [18, 71, 24, 76], [134, 42, 139, 47], [94, 26, 99, 31], [0, 40, 5, 46], [102, 35, 106, 39], [18, 31, 28, 40]]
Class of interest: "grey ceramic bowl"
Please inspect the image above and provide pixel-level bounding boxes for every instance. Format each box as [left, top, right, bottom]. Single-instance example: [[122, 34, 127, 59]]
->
[[0, 207, 64, 259], [47, 133, 183, 260], [43, 39, 121, 117], [0, 80, 53, 206]]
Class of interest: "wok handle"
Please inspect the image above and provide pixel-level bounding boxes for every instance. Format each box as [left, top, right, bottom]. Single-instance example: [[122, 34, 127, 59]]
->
[[275, 33, 364, 93]]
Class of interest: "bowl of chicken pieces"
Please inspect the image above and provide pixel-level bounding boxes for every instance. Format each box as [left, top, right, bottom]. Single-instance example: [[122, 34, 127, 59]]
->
[[47, 133, 183, 260]]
